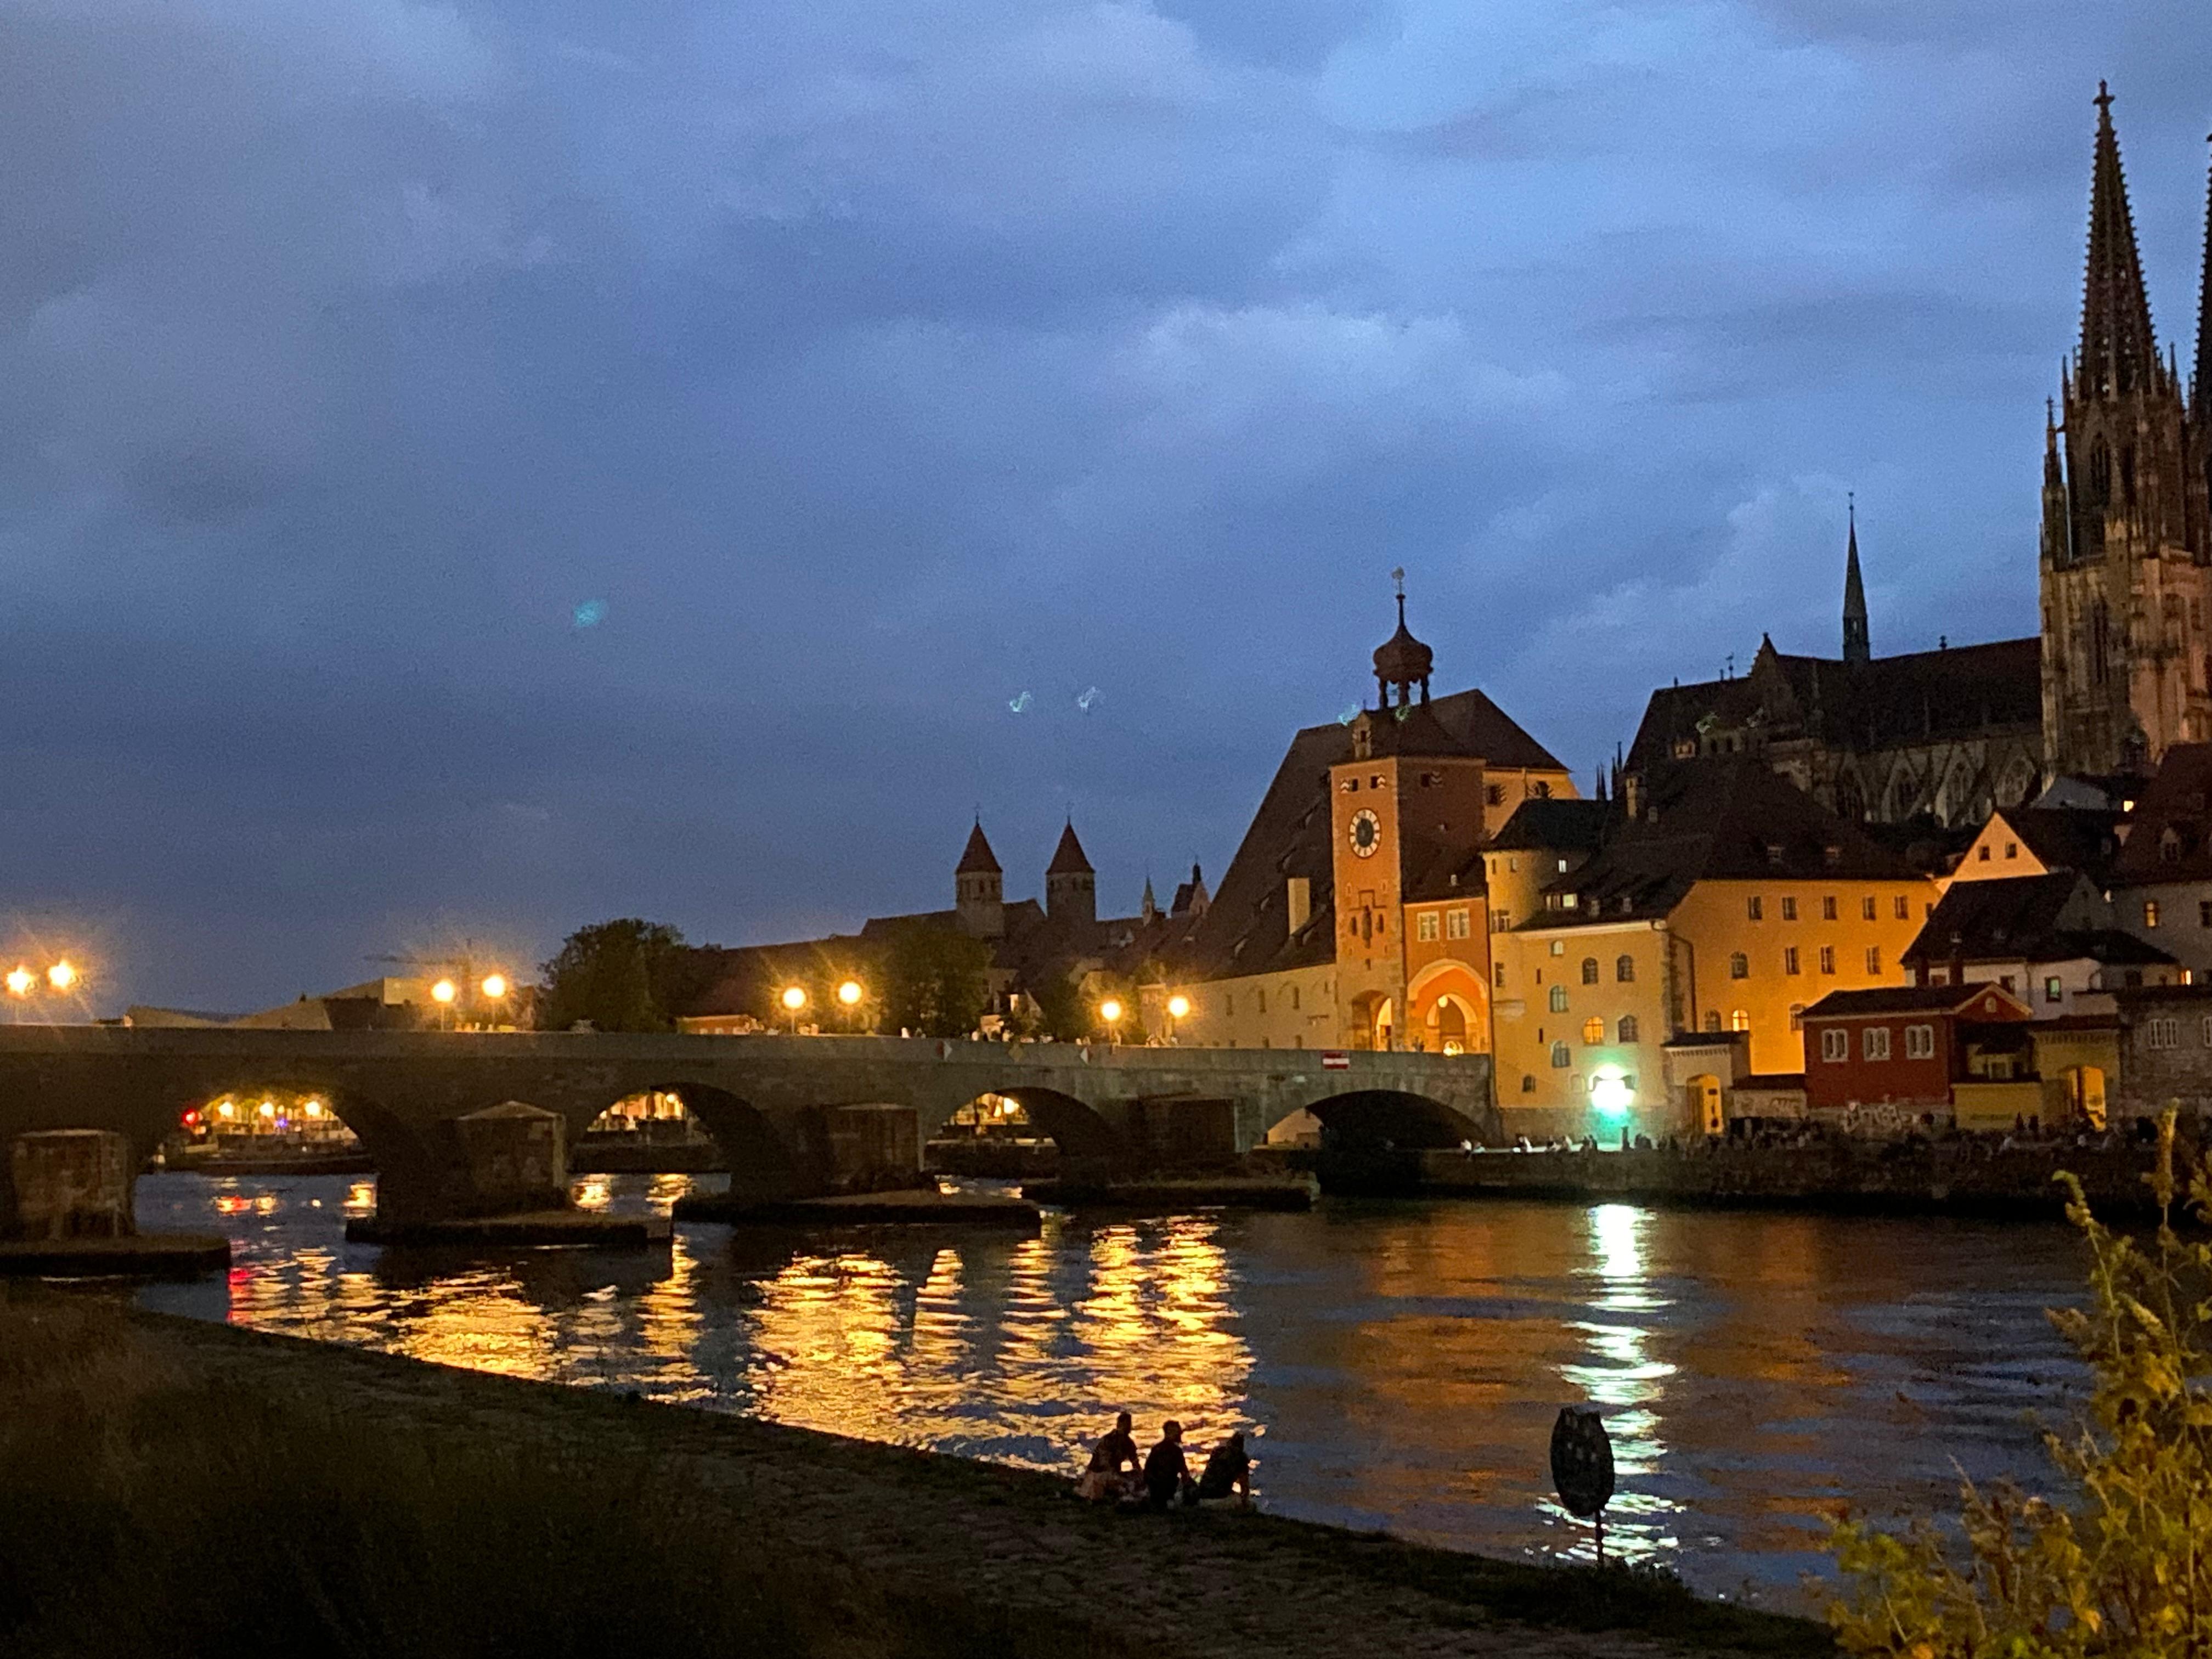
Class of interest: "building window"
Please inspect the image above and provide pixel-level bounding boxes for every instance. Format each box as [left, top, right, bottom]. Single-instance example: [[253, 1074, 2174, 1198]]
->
[[1866, 946, 1882, 975], [1532, 780, 1551, 798], [2145, 900, 2162, 929], [1820, 945, 1836, 975], [1785, 946, 1801, 975], [1893, 896, 1910, 920], [1342, 778, 1358, 792], [1446, 908, 1470, 939], [1781, 896, 1798, 921], [1787, 1002, 1805, 1031], [1491, 910, 1510, 933], [1822, 896, 1838, 921], [1615, 955, 1634, 983], [1582, 1017, 1604, 1045], [1549, 985, 1569, 1013], [1521, 1074, 1536, 1092], [2004, 842, 2018, 860], [2045, 976, 2063, 1004], [1290, 987, 1300, 1011], [1730, 1008, 1751, 1032], [1493, 962, 1505, 988], [1977, 844, 1991, 862], [1999, 974, 2016, 992], [1820, 1028, 1849, 1062], [1904, 1024, 1935, 1059], [1417, 912, 1440, 942], [1550, 940, 1565, 957], [2201, 1015, 2212, 1047], [1254, 990, 1266, 1015], [2146, 1018, 2181, 1051], [2201, 900, 2212, 929], [1824, 845, 1842, 868], [1729, 952, 1749, 979], [1861, 896, 1877, 921], [1704, 1011, 1722, 1033], [1485, 783, 1504, 806], [1748, 896, 1764, 921], [1863, 1026, 1892, 1061], [1550, 1041, 1571, 1068], [1581, 957, 1599, 985], [1617, 1015, 1639, 1043]]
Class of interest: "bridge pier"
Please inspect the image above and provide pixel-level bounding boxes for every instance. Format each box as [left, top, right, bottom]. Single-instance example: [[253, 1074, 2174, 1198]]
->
[[0, 1129, 229, 1278]]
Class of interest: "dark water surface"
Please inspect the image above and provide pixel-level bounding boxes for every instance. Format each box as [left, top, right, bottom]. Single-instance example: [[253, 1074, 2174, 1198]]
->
[[134, 1171, 2088, 1607]]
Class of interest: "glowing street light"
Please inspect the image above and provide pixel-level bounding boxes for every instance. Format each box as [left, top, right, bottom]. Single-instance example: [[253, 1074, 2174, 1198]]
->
[[836, 979, 864, 1007], [780, 984, 808, 1034], [480, 973, 508, 1000], [1165, 992, 1189, 1044], [46, 961, 76, 992], [4, 967, 32, 997], [431, 979, 458, 1005], [1590, 1070, 1635, 1124], [1098, 997, 1124, 1045]]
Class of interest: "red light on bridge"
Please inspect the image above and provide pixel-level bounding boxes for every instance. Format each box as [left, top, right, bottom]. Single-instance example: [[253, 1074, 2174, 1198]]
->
[[181, 1109, 201, 1126]]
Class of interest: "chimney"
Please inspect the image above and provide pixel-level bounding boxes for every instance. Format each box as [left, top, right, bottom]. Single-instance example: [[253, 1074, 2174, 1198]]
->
[[1285, 876, 1311, 934]]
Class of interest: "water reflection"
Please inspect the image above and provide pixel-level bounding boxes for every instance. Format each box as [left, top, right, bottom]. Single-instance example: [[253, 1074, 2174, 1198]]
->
[[132, 1173, 2089, 1607]]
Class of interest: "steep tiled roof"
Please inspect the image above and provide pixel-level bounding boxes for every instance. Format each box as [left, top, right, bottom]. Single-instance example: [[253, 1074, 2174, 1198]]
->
[[1490, 797, 1613, 854], [2111, 743, 2212, 882], [1169, 688, 1567, 982], [1519, 760, 1916, 929], [1998, 806, 2127, 879], [1802, 984, 2031, 1019], [1903, 873, 2104, 965], [955, 822, 1001, 875], [1046, 821, 1093, 876]]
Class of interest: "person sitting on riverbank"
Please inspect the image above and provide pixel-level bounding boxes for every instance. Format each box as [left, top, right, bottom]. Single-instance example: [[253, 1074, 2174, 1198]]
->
[[1143, 1421, 1195, 1509], [1077, 1412, 1143, 1502], [1195, 1431, 1252, 1508]]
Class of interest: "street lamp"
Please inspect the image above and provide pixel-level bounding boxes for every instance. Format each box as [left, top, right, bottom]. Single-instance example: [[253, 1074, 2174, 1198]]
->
[[836, 978, 863, 1007], [4, 967, 31, 997], [430, 978, 457, 1031], [780, 984, 808, 1034], [480, 973, 508, 1001], [1166, 993, 1190, 1045], [1098, 997, 1124, 1045], [46, 961, 76, 992]]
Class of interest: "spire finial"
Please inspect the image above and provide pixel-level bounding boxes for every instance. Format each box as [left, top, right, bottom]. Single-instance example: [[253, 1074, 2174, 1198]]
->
[[2078, 78, 2158, 399], [2095, 80, 2113, 117]]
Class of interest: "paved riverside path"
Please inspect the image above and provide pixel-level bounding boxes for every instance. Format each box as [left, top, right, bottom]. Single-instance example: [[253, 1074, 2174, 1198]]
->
[[140, 1313, 1815, 1659]]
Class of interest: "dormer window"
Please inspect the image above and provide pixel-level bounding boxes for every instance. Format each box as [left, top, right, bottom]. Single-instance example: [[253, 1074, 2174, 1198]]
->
[[2161, 828, 2183, 864], [1342, 778, 1358, 792], [1765, 843, 1784, 867], [1822, 845, 1842, 868]]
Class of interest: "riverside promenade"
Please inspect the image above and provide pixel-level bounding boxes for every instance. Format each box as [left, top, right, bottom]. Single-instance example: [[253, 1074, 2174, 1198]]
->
[[77, 1308, 1820, 1659]]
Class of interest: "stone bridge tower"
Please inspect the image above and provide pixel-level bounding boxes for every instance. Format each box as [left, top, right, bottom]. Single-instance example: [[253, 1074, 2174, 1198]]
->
[[2041, 84, 2212, 780]]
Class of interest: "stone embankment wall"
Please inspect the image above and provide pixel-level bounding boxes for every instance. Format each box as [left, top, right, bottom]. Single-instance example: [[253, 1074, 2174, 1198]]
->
[[1402, 1138, 2183, 1221]]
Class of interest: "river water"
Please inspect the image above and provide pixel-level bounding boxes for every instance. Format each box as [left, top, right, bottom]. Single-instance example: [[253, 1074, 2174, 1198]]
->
[[133, 1171, 2089, 1609]]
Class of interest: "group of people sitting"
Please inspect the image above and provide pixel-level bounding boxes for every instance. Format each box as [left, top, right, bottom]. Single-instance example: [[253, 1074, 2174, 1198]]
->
[[1075, 1412, 1252, 1510]]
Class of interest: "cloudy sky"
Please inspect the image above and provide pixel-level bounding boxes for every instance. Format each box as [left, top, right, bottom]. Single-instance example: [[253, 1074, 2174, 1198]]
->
[[4, 0, 2211, 1012]]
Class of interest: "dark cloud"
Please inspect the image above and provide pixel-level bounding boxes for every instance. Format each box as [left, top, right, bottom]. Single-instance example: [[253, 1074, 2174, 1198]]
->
[[3, 0, 2209, 1009]]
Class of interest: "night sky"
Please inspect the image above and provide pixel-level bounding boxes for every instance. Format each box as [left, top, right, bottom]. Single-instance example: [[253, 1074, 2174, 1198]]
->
[[5, 1, 2211, 1013]]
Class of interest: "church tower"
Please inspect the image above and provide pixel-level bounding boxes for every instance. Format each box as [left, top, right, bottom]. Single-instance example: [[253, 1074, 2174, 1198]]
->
[[955, 821, 1004, 939], [1045, 820, 1096, 929], [1841, 498, 1870, 667], [2041, 84, 2212, 778]]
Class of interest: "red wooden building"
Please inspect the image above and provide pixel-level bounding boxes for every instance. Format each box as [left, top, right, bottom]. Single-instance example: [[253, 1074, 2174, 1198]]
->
[[1799, 983, 2034, 1117]]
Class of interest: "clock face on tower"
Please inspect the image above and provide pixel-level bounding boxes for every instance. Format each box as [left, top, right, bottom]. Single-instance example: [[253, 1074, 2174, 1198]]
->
[[1348, 807, 1381, 858]]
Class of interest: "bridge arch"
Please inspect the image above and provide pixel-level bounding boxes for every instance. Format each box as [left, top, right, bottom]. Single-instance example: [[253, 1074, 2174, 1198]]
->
[[1280, 1088, 1485, 1153], [976, 1086, 1125, 1163], [593, 1082, 806, 1200]]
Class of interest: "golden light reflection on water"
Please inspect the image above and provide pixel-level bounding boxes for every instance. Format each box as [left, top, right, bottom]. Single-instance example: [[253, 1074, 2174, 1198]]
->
[[132, 1173, 2092, 1608]]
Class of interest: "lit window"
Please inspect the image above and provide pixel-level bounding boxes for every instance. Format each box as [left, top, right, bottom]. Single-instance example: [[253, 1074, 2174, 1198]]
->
[[1615, 955, 1634, 983], [1730, 1008, 1750, 1032], [1781, 897, 1798, 921], [2145, 900, 2162, 929], [1417, 912, 1440, 943], [1904, 1024, 1936, 1059], [1581, 957, 1599, 985], [1617, 1015, 1639, 1043], [1550, 940, 1565, 957], [1863, 1025, 1891, 1061], [1550, 1042, 1571, 1068], [1820, 945, 1836, 974], [1729, 952, 1749, 979], [1748, 896, 1764, 921], [1549, 985, 1569, 1013], [1785, 946, 1801, 975], [1820, 1028, 1849, 1062], [2146, 1018, 2181, 1051], [1866, 946, 1882, 975], [1582, 1017, 1604, 1045], [1446, 908, 1470, 939], [2045, 976, 2062, 1004], [1822, 896, 1838, 921]]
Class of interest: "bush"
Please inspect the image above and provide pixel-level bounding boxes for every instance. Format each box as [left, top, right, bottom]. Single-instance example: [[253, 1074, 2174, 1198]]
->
[[1826, 1110, 2212, 1657]]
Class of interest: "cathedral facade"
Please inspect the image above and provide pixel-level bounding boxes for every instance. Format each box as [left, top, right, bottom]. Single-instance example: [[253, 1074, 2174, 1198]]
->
[[1630, 85, 2212, 827]]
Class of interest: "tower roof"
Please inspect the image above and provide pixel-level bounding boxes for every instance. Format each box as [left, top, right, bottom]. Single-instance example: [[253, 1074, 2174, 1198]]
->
[[1046, 820, 1093, 876], [1372, 575, 1434, 704], [2196, 133, 2212, 410], [956, 821, 1001, 875], [2078, 82, 2161, 400], [1843, 503, 1867, 622]]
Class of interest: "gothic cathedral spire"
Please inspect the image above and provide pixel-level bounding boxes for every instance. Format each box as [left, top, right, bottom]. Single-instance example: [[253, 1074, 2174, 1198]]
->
[[1841, 495, 1870, 667], [2041, 84, 2212, 781]]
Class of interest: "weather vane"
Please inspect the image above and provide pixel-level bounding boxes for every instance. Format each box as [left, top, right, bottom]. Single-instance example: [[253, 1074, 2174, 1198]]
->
[[1391, 566, 1406, 599]]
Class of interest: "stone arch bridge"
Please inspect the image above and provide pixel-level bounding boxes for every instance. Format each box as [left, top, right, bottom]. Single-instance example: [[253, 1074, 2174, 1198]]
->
[[0, 1028, 1493, 1224]]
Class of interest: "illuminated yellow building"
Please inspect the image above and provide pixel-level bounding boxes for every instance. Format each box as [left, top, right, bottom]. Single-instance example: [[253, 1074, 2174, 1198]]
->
[[1493, 762, 1936, 1139]]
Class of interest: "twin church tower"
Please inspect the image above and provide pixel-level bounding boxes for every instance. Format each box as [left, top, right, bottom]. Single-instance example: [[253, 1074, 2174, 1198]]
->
[[2041, 84, 2212, 778]]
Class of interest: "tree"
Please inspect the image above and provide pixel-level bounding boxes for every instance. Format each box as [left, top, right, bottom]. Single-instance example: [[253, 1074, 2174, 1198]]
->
[[1028, 970, 1088, 1043], [881, 924, 991, 1039], [1827, 1110, 2212, 1657], [537, 919, 690, 1033]]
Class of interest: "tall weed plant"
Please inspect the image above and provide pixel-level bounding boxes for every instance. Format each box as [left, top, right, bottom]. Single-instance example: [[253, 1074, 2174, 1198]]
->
[[1828, 1110, 2212, 1657]]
